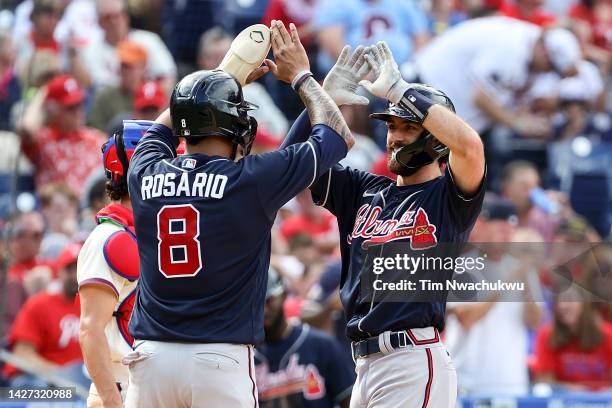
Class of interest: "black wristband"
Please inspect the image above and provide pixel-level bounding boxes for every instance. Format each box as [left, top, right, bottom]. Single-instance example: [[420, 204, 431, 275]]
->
[[292, 71, 313, 93], [398, 88, 435, 124]]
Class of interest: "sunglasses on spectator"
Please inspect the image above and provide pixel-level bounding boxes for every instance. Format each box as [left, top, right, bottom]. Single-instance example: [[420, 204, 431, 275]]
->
[[36, 6, 62, 18]]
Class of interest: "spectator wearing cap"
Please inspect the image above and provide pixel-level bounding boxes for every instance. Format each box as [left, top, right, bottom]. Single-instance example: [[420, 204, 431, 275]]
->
[[80, 0, 176, 89], [411, 17, 581, 139], [534, 285, 612, 390], [18, 74, 105, 196], [445, 194, 543, 396], [87, 40, 147, 132], [501, 160, 562, 242], [133, 80, 167, 121], [3, 243, 83, 388], [6, 211, 54, 295], [499, 0, 557, 27], [254, 267, 355, 408], [280, 190, 338, 256]]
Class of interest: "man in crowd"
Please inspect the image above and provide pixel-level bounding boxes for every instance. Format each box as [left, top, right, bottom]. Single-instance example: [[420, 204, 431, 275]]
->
[[255, 268, 355, 407], [19, 74, 105, 195], [88, 41, 147, 132], [4, 243, 83, 388]]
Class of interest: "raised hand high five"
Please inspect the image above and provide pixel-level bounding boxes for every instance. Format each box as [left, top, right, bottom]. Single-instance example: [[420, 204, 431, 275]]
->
[[322, 45, 371, 106], [359, 41, 410, 104]]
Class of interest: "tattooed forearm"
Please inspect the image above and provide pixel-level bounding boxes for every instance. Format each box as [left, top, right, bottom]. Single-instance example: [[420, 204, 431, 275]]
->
[[297, 77, 354, 149]]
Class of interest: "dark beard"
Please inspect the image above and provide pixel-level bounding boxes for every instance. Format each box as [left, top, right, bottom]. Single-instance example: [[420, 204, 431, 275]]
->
[[63, 280, 79, 300], [387, 150, 418, 177], [264, 307, 286, 341]]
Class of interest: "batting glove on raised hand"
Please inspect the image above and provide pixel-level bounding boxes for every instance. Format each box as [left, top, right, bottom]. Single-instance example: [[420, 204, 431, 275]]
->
[[359, 41, 410, 104], [323, 45, 371, 106]]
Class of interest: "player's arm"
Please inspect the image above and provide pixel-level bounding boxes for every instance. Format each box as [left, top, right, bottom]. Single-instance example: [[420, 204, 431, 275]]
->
[[268, 20, 353, 149], [361, 42, 485, 195], [79, 285, 122, 408]]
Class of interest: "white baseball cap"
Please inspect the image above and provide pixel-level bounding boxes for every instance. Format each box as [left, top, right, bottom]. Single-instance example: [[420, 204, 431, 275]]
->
[[543, 28, 581, 75]]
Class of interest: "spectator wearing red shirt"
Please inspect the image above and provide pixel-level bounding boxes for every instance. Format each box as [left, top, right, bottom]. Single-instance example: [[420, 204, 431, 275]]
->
[[7, 211, 54, 295], [280, 190, 337, 255], [4, 243, 83, 387], [499, 0, 557, 27], [19, 75, 105, 196], [534, 286, 612, 390], [569, 0, 612, 53]]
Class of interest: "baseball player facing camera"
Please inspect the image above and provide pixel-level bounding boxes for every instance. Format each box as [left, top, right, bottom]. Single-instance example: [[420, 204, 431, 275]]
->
[[123, 21, 355, 408], [281, 42, 486, 407]]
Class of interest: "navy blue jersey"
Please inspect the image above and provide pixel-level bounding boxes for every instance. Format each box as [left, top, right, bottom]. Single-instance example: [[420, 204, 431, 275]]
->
[[127, 123, 347, 345], [282, 111, 485, 341], [254, 325, 355, 408]]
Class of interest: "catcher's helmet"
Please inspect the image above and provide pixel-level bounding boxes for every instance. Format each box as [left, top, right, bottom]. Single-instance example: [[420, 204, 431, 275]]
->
[[371, 84, 455, 175], [170, 70, 258, 156], [102, 120, 152, 188]]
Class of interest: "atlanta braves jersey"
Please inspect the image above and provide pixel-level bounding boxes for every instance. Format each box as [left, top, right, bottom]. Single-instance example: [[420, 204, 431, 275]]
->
[[282, 111, 485, 341], [127, 123, 347, 345], [254, 324, 355, 407]]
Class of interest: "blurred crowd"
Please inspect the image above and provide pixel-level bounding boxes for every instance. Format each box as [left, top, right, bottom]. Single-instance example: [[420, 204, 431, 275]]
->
[[0, 0, 611, 402]]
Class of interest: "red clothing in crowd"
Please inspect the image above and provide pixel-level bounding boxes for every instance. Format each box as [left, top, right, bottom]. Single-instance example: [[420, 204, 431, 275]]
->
[[370, 153, 395, 180], [569, 3, 612, 52], [8, 258, 55, 282], [500, 1, 557, 26], [534, 322, 612, 390], [21, 125, 105, 195], [3, 292, 82, 378], [281, 211, 336, 240]]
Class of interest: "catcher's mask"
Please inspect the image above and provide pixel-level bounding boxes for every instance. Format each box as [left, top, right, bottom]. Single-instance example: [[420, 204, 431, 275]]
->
[[371, 84, 455, 176], [102, 120, 153, 188]]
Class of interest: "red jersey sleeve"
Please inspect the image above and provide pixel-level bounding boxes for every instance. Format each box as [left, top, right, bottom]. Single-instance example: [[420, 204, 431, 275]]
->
[[534, 324, 556, 374]]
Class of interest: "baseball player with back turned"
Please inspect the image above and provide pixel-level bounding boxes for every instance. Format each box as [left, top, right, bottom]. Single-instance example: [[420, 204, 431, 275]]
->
[[123, 21, 356, 407], [77, 120, 152, 408], [281, 42, 486, 407]]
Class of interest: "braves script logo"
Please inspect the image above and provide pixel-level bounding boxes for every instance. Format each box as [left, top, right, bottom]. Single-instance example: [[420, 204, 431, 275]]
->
[[256, 354, 326, 401], [349, 204, 437, 250]]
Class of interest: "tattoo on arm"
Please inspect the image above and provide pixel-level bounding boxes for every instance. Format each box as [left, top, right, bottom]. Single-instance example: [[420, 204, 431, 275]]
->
[[297, 77, 354, 149]]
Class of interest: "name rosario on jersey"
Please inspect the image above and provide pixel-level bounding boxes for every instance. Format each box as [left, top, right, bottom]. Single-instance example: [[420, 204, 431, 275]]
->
[[140, 171, 228, 200]]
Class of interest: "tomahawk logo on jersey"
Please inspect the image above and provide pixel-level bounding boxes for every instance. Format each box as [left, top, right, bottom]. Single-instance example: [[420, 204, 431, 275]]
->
[[254, 325, 355, 408], [126, 123, 348, 345]]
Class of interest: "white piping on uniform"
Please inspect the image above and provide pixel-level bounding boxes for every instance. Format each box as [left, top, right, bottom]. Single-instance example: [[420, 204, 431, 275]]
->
[[320, 171, 332, 207], [306, 141, 317, 188]]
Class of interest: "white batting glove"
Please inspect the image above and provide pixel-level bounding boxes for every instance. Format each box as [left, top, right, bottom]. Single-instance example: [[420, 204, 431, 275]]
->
[[359, 41, 410, 104], [323, 45, 371, 106]]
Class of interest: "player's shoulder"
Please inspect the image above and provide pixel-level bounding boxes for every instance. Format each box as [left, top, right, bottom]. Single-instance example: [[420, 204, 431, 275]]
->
[[81, 222, 123, 251]]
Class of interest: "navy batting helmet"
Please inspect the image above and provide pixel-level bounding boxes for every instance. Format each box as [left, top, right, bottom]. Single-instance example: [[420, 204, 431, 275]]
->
[[170, 70, 258, 156], [371, 84, 455, 175]]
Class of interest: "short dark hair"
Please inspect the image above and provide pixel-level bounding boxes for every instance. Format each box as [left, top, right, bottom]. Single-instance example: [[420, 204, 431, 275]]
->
[[105, 180, 128, 201], [501, 160, 539, 186]]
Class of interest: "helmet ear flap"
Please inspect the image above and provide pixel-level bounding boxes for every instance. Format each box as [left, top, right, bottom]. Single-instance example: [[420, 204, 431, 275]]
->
[[114, 131, 129, 185]]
